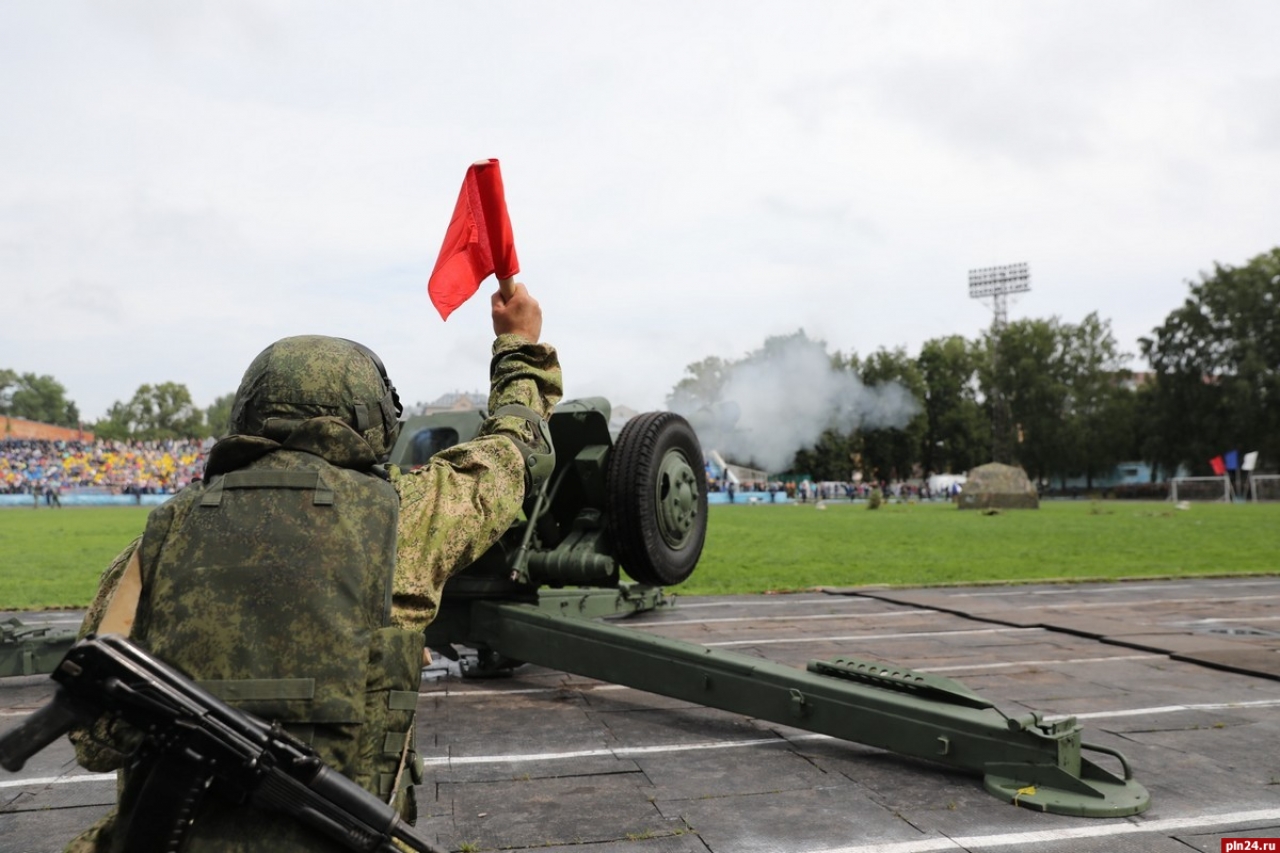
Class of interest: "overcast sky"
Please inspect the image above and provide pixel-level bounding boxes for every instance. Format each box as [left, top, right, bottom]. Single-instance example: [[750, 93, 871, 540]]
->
[[3, 2, 1278, 422]]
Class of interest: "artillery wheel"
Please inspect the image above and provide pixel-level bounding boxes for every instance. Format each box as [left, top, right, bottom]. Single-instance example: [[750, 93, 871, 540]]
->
[[606, 411, 707, 586]]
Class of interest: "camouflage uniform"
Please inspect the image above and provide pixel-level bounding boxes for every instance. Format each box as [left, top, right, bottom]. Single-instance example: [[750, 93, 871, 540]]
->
[[66, 333, 561, 852]]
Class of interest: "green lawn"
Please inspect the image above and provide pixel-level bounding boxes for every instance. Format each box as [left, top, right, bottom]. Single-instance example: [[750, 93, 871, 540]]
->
[[0, 507, 150, 610], [1, 500, 1276, 610], [680, 499, 1279, 595]]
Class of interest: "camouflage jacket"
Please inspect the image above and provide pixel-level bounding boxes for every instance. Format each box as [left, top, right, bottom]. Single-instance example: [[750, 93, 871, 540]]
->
[[69, 335, 561, 775]]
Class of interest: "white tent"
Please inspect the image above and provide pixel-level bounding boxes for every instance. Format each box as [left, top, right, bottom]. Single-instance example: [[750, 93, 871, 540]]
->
[[927, 474, 966, 494]]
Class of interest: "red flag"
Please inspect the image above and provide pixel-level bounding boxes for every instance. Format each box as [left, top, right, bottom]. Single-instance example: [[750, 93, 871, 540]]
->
[[428, 159, 520, 320], [1209, 455, 1226, 476]]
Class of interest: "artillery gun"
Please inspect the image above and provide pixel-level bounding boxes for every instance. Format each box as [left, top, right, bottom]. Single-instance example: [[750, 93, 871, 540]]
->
[[1, 617, 77, 678], [392, 398, 1151, 817]]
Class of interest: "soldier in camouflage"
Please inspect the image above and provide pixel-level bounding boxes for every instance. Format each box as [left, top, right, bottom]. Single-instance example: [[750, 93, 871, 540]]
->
[[64, 282, 561, 852]]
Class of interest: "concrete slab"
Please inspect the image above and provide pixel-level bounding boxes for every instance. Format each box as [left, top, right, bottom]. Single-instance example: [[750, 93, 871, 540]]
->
[[1176, 649, 1280, 679], [662, 785, 913, 853], [5, 580, 1280, 852], [0, 805, 114, 853], [434, 772, 675, 850]]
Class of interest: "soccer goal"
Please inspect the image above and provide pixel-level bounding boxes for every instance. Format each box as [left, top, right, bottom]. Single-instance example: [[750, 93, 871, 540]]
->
[[1250, 474, 1280, 502], [1170, 476, 1234, 503]]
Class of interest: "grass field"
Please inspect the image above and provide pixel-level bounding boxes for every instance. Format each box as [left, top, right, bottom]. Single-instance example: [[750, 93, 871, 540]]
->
[[681, 500, 1279, 595], [0, 507, 150, 610], [1, 500, 1276, 609]]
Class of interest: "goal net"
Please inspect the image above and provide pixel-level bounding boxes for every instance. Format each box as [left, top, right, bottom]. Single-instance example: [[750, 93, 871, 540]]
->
[[1170, 476, 1233, 503], [1250, 474, 1280, 502]]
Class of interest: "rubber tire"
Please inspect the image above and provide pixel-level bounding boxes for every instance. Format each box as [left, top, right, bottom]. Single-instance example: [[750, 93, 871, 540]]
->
[[606, 411, 708, 586]]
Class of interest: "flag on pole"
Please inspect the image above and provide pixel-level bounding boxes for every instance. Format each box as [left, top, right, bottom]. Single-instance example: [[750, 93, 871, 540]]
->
[[428, 159, 520, 320], [1243, 451, 1259, 472], [1224, 450, 1240, 471], [1209, 455, 1226, 476]]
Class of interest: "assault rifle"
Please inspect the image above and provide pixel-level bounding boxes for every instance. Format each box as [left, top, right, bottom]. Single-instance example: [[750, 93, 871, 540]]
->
[[0, 633, 444, 853]]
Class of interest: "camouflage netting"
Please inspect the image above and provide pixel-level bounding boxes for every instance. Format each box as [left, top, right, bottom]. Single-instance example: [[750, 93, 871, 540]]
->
[[957, 462, 1039, 510]]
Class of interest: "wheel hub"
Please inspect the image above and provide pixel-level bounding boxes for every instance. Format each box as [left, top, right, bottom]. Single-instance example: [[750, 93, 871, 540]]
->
[[655, 449, 699, 548]]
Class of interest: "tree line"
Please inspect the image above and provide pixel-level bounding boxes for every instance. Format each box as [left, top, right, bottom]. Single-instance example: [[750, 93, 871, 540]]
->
[[667, 248, 1280, 486], [4, 247, 1276, 481], [0, 372, 235, 442]]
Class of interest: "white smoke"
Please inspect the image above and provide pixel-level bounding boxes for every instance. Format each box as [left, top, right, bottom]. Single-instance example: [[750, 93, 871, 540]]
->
[[673, 333, 922, 473]]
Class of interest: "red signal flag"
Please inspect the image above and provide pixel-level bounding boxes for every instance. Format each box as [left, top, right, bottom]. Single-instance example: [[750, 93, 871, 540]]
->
[[428, 159, 520, 320]]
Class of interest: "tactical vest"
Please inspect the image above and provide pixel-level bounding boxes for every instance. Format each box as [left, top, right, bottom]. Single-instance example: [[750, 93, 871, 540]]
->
[[111, 424, 424, 853]]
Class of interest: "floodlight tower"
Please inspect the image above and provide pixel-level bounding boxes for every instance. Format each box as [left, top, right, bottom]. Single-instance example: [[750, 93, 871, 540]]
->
[[968, 262, 1031, 465]]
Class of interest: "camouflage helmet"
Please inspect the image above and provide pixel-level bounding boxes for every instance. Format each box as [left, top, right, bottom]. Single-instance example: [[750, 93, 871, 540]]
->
[[229, 335, 403, 461]]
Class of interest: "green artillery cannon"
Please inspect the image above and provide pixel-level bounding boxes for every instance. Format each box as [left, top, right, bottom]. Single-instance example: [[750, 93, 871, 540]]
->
[[0, 617, 77, 678], [391, 399, 1151, 818]]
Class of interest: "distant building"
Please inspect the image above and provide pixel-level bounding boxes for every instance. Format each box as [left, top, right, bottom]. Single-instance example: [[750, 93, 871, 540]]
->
[[2, 417, 94, 442], [409, 392, 488, 416], [1055, 460, 1185, 490]]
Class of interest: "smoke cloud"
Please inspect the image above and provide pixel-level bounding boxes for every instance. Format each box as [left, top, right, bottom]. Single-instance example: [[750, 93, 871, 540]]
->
[[672, 334, 921, 474]]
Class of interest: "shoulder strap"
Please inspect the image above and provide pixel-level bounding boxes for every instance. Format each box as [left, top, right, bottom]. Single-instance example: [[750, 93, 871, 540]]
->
[[100, 548, 143, 637], [201, 471, 334, 507]]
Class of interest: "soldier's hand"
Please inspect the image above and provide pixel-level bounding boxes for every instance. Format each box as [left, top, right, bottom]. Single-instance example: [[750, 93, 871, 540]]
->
[[491, 281, 542, 344]]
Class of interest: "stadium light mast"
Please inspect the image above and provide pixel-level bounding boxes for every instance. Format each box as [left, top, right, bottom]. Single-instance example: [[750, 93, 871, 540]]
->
[[968, 262, 1030, 465]]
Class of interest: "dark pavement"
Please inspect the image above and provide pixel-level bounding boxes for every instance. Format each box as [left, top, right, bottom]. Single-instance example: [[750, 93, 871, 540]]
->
[[4, 577, 1280, 852]]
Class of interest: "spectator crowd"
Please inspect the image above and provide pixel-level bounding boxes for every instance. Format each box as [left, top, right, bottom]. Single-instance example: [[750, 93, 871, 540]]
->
[[6, 436, 966, 506], [707, 475, 955, 504], [0, 437, 207, 498]]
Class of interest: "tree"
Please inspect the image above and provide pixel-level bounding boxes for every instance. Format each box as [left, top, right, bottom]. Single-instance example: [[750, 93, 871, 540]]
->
[[791, 427, 859, 482], [916, 335, 989, 476], [1, 371, 80, 426], [205, 393, 237, 439], [1058, 313, 1133, 488], [982, 318, 1071, 486], [666, 330, 921, 478], [95, 382, 208, 440], [1133, 381, 1175, 482], [0, 369, 16, 416], [666, 356, 730, 413], [1140, 248, 1280, 475], [857, 347, 926, 482]]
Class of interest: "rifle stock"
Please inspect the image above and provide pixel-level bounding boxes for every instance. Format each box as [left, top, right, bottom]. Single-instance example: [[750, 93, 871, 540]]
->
[[0, 686, 92, 772], [0, 634, 444, 853]]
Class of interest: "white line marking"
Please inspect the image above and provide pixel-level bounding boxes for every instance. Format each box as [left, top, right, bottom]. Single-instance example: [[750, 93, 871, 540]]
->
[[634, 609, 934, 626], [918, 654, 1160, 673], [425, 684, 630, 699], [1054, 697, 1280, 721], [421, 735, 829, 766], [1194, 615, 1280, 623], [9, 772, 1280, 853], [1037, 593, 1280, 609], [705, 627, 1038, 647], [9, 768, 1280, 853], [813, 808, 1280, 853], [956, 579, 1280, 598], [0, 773, 115, 789], [673, 598, 878, 609]]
